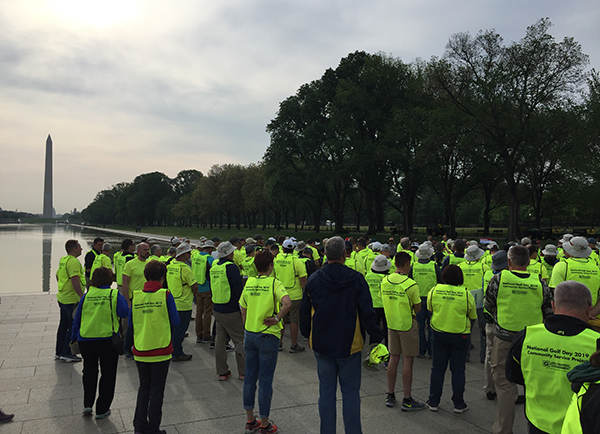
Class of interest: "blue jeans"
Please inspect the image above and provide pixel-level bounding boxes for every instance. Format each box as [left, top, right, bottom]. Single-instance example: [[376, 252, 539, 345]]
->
[[428, 330, 469, 407], [243, 331, 280, 418], [416, 297, 432, 356], [172, 310, 191, 358], [56, 302, 77, 357], [314, 351, 362, 434]]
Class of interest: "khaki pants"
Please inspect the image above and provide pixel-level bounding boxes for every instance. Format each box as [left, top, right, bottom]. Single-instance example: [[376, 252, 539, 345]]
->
[[213, 310, 245, 377], [195, 292, 213, 339], [484, 323, 495, 394], [491, 337, 517, 434]]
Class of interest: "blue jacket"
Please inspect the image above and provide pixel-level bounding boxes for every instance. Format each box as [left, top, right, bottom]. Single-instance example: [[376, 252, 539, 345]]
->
[[300, 262, 383, 358]]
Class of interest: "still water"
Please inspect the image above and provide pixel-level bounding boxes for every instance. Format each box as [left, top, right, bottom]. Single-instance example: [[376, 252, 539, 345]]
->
[[0, 223, 127, 294]]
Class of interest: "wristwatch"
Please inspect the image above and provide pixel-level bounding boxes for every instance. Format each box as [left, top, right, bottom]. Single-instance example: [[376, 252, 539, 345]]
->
[[274, 315, 281, 323]]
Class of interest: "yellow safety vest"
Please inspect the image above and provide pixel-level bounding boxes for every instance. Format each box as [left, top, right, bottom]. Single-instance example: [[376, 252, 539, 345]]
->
[[80, 287, 119, 338], [210, 260, 234, 304], [191, 253, 209, 285], [561, 380, 600, 434], [364, 271, 385, 308], [381, 274, 419, 332], [428, 284, 473, 334], [56, 255, 85, 304], [90, 253, 112, 279], [412, 261, 438, 297], [520, 324, 599, 434], [241, 276, 283, 336], [132, 288, 172, 362], [496, 271, 544, 332], [273, 254, 297, 289], [565, 258, 600, 306], [114, 252, 133, 286], [448, 255, 466, 266]]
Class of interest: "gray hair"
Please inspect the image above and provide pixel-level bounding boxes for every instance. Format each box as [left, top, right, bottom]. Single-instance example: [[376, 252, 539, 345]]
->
[[554, 281, 592, 312], [101, 243, 112, 252], [508, 245, 529, 267], [325, 236, 345, 261], [150, 244, 162, 255]]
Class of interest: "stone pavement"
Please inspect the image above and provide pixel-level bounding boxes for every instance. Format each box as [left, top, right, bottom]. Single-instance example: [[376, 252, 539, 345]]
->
[[0, 293, 527, 434]]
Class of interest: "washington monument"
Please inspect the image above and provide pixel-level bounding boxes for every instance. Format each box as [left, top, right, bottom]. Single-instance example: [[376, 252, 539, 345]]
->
[[43, 134, 53, 218]]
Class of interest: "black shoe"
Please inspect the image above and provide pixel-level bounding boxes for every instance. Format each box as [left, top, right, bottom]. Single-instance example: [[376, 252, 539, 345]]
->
[[0, 409, 14, 423], [486, 391, 497, 400], [401, 397, 425, 411], [385, 393, 396, 408]]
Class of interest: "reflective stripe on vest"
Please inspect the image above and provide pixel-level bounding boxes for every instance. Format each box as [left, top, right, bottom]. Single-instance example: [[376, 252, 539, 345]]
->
[[412, 261, 437, 297], [496, 271, 544, 332], [520, 324, 598, 434], [132, 289, 171, 352], [210, 261, 233, 304], [429, 284, 471, 334], [80, 287, 119, 338], [381, 274, 418, 332]]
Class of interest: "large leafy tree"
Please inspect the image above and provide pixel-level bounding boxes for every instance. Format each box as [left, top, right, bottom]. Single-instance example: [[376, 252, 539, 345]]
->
[[432, 18, 589, 239]]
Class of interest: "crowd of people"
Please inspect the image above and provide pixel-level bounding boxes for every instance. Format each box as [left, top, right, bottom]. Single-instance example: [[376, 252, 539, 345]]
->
[[48, 231, 600, 434]]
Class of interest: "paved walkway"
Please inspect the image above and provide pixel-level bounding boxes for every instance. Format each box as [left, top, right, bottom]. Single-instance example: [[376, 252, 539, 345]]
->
[[0, 293, 527, 434]]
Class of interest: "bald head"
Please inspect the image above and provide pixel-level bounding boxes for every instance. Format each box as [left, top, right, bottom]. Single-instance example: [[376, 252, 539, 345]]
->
[[553, 281, 592, 321]]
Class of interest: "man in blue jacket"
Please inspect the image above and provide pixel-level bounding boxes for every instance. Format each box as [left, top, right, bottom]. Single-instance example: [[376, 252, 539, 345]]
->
[[300, 236, 384, 434]]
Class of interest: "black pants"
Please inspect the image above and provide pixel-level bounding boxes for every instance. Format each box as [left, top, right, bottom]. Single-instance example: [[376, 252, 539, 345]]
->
[[78, 339, 119, 414], [134, 359, 170, 434]]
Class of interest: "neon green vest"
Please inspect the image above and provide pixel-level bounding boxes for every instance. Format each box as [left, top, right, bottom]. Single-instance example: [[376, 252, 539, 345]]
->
[[497, 271, 544, 332], [132, 289, 171, 362], [561, 380, 600, 434], [381, 274, 418, 331], [242, 276, 282, 335], [56, 255, 85, 304], [412, 261, 438, 297], [242, 256, 258, 278], [90, 253, 112, 279], [429, 284, 472, 334], [210, 260, 233, 304], [527, 258, 543, 276], [459, 260, 489, 308], [273, 254, 296, 289], [364, 271, 385, 308], [521, 324, 598, 434], [448, 254, 466, 266], [565, 258, 600, 306], [114, 252, 133, 286], [80, 287, 119, 338], [191, 253, 209, 285]]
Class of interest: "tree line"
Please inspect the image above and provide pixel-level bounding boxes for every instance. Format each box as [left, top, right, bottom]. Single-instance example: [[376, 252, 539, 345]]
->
[[82, 19, 600, 239]]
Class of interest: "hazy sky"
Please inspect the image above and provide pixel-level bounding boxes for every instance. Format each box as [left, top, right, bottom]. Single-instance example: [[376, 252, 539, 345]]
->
[[1, 0, 599, 214]]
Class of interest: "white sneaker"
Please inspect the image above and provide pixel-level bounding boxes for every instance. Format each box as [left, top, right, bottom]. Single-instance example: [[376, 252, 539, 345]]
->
[[61, 355, 82, 363]]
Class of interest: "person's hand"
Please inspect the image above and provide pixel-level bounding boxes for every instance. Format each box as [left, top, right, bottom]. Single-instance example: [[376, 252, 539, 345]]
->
[[263, 316, 279, 326]]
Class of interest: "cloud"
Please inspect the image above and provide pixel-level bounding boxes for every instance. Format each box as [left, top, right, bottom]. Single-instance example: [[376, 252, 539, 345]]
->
[[0, 0, 598, 213]]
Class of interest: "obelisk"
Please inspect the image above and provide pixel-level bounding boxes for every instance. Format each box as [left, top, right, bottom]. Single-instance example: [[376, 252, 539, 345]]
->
[[43, 134, 53, 218]]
